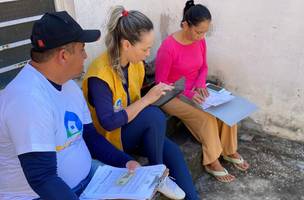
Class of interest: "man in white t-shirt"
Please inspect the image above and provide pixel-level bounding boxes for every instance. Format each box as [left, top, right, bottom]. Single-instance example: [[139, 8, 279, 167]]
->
[[0, 11, 139, 200]]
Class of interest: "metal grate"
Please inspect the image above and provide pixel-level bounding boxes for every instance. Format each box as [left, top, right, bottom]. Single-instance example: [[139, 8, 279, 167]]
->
[[0, 0, 55, 89], [0, 0, 54, 22]]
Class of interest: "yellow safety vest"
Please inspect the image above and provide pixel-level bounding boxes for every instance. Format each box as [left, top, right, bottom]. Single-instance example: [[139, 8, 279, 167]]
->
[[82, 52, 145, 150]]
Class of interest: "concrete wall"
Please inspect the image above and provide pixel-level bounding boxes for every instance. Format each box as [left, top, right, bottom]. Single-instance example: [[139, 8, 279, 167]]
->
[[57, 0, 304, 141], [200, 0, 304, 141]]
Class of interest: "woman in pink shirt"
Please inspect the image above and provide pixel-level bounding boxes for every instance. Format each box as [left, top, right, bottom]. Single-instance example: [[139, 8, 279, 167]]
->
[[155, 0, 249, 183]]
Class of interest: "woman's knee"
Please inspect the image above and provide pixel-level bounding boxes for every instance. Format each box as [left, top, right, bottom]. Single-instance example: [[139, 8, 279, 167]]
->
[[196, 111, 217, 127], [140, 106, 166, 126], [163, 138, 183, 157]]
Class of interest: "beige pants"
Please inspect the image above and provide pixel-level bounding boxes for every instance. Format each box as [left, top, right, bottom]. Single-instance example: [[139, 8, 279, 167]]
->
[[162, 97, 237, 165]]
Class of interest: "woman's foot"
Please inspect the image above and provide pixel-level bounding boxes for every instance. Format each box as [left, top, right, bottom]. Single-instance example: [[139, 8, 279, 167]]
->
[[205, 159, 235, 182], [223, 152, 250, 171]]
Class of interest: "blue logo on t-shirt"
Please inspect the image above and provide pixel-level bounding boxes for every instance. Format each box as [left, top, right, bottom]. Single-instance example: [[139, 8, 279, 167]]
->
[[64, 111, 83, 138]]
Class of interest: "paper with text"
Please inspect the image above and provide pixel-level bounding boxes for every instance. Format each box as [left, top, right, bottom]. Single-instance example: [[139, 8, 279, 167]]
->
[[80, 164, 166, 200], [201, 90, 234, 109]]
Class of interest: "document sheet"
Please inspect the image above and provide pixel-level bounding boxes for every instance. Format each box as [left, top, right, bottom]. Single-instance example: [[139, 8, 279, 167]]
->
[[80, 164, 166, 200]]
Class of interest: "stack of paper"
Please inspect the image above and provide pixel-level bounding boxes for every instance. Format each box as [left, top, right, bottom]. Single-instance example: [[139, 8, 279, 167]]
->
[[80, 164, 166, 200], [201, 90, 235, 110]]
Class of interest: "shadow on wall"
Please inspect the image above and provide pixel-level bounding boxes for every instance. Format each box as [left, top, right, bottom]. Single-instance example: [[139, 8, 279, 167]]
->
[[159, 13, 170, 41]]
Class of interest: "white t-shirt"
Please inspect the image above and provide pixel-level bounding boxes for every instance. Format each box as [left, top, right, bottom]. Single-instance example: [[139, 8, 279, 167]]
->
[[0, 64, 92, 200]]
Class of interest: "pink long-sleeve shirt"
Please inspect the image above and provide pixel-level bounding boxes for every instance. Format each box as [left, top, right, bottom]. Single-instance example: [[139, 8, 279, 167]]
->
[[155, 35, 208, 99]]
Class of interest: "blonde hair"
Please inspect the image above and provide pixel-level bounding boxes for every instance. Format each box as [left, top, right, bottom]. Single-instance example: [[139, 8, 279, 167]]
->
[[105, 6, 153, 83]]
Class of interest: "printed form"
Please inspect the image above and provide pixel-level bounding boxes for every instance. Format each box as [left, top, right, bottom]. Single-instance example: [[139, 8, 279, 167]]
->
[[201, 90, 235, 109], [80, 164, 166, 200]]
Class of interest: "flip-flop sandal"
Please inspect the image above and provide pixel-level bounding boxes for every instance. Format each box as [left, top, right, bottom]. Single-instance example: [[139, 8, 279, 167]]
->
[[205, 167, 234, 183], [223, 155, 249, 171]]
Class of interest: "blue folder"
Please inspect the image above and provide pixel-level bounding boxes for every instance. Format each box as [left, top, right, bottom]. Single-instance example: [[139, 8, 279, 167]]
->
[[180, 95, 258, 126]]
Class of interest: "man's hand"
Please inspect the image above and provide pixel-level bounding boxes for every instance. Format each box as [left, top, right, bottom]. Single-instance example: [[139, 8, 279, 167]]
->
[[125, 160, 140, 173]]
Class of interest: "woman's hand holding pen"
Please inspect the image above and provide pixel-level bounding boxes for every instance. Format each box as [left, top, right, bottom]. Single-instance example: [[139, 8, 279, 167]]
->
[[196, 87, 209, 98], [192, 87, 209, 104], [125, 82, 173, 122], [142, 82, 174, 105]]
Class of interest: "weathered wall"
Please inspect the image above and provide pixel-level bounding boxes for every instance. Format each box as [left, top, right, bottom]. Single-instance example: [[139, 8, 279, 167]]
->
[[58, 0, 304, 141], [201, 0, 304, 141]]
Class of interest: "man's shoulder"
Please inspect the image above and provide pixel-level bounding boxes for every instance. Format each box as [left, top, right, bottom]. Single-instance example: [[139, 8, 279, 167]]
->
[[1, 65, 54, 112], [4, 64, 46, 95], [62, 80, 86, 102], [63, 80, 82, 93]]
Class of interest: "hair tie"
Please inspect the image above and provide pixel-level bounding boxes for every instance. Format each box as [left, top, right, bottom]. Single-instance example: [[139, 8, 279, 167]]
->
[[122, 10, 129, 17], [186, 0, 195, 6]]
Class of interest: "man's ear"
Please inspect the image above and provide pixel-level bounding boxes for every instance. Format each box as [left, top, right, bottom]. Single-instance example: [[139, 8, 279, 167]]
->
[[121, 39, 131, 51], [57, 48, 68, 64]]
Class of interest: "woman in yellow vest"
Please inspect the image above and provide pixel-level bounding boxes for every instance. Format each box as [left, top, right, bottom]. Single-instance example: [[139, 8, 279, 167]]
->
[[83, 6, 199, 200]]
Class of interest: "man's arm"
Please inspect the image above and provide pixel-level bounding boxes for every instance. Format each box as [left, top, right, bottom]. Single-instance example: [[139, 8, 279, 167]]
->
[[5, 96, 77, 199], [83, 123, 133, 167], [18, 152, 79, 200]]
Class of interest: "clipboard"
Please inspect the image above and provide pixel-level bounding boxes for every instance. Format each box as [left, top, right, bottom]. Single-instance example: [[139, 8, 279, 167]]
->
[[149, 168, 169, 200], [152, 77, 185, 107], [80, 164, 168, 200], [179, 93, 258, 127]]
